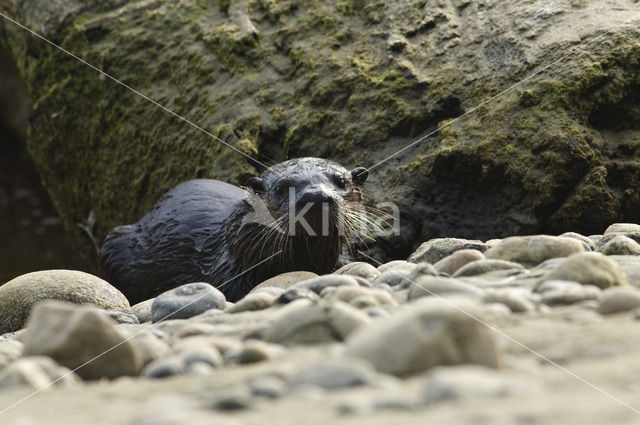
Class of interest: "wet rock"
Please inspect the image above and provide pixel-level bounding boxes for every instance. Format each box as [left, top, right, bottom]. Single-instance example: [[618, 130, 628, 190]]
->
[[292, 275, 361, 294], [151, 283, 226, 323], [598, 235, 640, 256], [249, 271, 319, 294], [408, 238, 488, 264], [22, 301, 142, 380], [334, 262, 380, 281], [0, 356, 81, 390], [0, 270, 130, 334], [453, 259, 525, 277], [484, 235, 584, 267], [433, 249, 485, 275], [604, 223, 640, 234], [540, 252, 629, 289], [264, 299, 370, 345], [346, 299, 499, 377], [131, 299, 154, 323], [597, 287, 640, 315], [408, 276, 483, 301]]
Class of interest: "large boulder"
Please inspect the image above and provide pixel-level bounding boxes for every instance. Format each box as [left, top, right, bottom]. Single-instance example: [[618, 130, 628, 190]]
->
[[0, 0, 639, 263]]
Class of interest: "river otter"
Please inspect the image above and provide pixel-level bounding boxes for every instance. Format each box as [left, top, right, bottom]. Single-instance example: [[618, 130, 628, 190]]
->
[[101, 158, 369, 303]]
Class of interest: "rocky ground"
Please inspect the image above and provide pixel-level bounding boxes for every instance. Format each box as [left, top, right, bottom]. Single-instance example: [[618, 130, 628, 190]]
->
[[2, 224, 640, 424]]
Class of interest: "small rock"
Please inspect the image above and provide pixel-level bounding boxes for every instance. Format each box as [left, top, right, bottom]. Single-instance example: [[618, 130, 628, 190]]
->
[[288, 358, 378, 390], [453, 259, 524, 277], [346, 298, 498, 377], [236, 340, 282, 364], [537, 281, 601, 306], [0, 339, 23, 370], [177, 341, 224, 368], [408, 238, 488, 264], [540, 252, 629, 289], [226, 292, 276, 313], [250, 375, 288, 399], [212, 385, 252, 411], [376, 260, 412, 272], [408, 276, 483, 301], [22, 301, 142, 380], [598, 235, 640, 256], [484, 235, 584, 267], [0, 269, 130, 334], [142, 356, 185, 378], [604, 223, 640, 234], [421, 365, 538, 404], [372, 263, 421, 288], [433, 249, 485, 275], [131, 299, 154, 323], [597, 287, 640, 315], [249, 271, 319, 294], [151, 283, 226, 323], [482, 289, 535, 313], [275, 287, 320, 304], [559, 232, 597, 251], [129, 330, 171, 367], [0, 356, 81, 390], [264, 299, 370, 345], [104, 308, 139, 324], [292, 275, 361, 294], [334, 262, 380, 281]]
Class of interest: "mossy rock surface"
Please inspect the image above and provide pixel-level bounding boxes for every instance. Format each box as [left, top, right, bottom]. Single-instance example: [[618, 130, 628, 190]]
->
[[0, 0, 639, 266]]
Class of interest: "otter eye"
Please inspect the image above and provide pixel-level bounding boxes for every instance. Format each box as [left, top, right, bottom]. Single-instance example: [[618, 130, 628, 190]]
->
[[335, 176, 347, 189]]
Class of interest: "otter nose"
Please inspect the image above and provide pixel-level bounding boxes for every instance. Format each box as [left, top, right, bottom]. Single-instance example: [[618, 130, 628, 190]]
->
[[296, 189, 332, 207]]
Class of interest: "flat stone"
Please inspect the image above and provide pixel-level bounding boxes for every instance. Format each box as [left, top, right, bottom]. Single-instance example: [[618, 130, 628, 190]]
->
[[22, 301, 142, 380], [264, 299, 371, 345], [249, 271, 319, 294], [453, 259, 525, 277], [372, 263, 421, 288], [408, 238, 488, 264], [408, 276, 483, 301], [597, 287, 640, 315], [334, 262, 380, 281], [0, 269, 130, 334], [433, 249, 485, 275], [484, 235, 584, 267], [604, 223, 640, 234], [598, 235, 640, 256], [539, 252, 629, 289], [151, 282, 226, 323], [346, 298, 498, 377]]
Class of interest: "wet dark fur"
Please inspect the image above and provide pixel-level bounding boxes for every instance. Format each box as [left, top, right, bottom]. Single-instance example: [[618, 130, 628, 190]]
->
[[101, 158, 368, 303]]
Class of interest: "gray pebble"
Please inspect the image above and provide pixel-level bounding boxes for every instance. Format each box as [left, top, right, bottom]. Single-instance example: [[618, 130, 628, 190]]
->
[[598, 235, 640, 256], [482, 289, 535, 313], [408, 238, 488, 264], [433, 249, 485, 275], [408, 276, 483, 301], [142, 356, 185, 379], [288, 358, 378, 390], [539, 252, 629, 289], [484, 235, 584, 267], [276, 287, 320, 304], [104, 308, 139, 324], [604, 223, 640, 234], [151, 283, 226, 323], [292, 275, 361, 294], [537, 281, 601, 306], [0, 356, 81, 390], [559, 232, 597, 251], [250, 375, 288, 399], [226, 292, 276, 313], [597, 286, 640, 315], [334, 262, 380, 281], [131, 299, 154, 323], [453, 259, 525, 277]]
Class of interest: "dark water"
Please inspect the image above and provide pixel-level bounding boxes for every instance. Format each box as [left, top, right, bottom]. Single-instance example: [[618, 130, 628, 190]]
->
[[0, 136, 88, 284]]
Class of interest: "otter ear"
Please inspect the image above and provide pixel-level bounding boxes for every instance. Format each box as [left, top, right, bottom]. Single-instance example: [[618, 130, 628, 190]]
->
[[350, 167, 368, 186], [244, 177, 266, 193]]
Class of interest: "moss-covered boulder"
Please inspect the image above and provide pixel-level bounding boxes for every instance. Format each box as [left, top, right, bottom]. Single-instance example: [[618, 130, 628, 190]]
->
[[0, 0, 639, 265]]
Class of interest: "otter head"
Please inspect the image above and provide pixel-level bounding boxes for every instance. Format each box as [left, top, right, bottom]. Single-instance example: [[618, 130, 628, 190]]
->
[[241, 157, 368, 273]]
